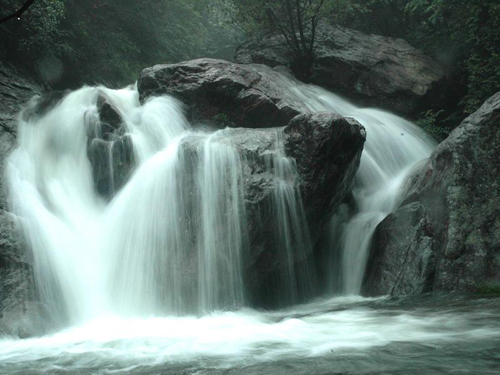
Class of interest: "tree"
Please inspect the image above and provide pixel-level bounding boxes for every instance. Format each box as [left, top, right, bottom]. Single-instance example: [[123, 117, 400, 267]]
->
[[229, 0, 328, 79], [266, 0, 326, 79]]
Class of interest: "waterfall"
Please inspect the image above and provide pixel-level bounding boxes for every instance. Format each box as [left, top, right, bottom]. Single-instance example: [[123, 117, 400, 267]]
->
[[261, 82, 435, 295], [6, 75, 435, 326], [13, 74, 500, 375], [6, 84, 312, 322], [299, 87, 436, 294]]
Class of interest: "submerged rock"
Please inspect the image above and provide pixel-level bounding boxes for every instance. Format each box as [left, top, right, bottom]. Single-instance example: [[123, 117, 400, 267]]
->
[[363, 92, 500, 296], [236, 24, 446, 116]]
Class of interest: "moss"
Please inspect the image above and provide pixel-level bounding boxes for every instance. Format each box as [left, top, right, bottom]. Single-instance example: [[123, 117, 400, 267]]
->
[[476, 282, 500, 295], [211, 113, 234, 128], [415, 109, 451, 142]]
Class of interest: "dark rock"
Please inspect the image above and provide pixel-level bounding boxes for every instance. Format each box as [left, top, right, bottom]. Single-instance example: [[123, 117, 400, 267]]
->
[[179, 113, 365, 307], [363, 92, 500, 296], [97, 95, 122, 133], [139, 59, 366, 306], [87, 94, 136, 199], [0, 62, 47, 337], [87, 136, 135, 199], [284, 113, 366, 234], [236, 24, 446, 116], [362, 203, 435, 296], [138, 58, 309, 128]]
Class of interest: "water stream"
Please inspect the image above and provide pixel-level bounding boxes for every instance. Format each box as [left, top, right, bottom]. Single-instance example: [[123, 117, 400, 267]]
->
[[1, 78, 498, 374]]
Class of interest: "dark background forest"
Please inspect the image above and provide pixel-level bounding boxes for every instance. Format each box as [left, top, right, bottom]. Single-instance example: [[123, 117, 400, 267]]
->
[[1, 0, 499, 139]]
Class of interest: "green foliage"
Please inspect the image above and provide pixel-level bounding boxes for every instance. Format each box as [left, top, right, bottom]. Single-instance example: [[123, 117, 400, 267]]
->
[[476, 282, 500, 295], [415, 110, 450, 141], [226, 0, 330, 79], [1, 0, 498, 135], [0, 0, 70, 75], [331, 0, 500, 133], [0, 0, 241, 87]]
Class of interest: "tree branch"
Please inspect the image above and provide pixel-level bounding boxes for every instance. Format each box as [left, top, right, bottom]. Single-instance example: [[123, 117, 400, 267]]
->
[[0, 0, 37, 25], [283, 0, 301, 57], [267, 7, 300, 61], [295, 0, 308, 56], [308, 0, 325, 54]]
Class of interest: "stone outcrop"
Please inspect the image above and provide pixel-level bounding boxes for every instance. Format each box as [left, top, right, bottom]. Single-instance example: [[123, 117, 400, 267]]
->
[[0, 62, 51, 337], [138, 59, 366, 306], [138, 58, 310, 128], [1, 57, 366, 319], [363, 92, 500, 296], [235, 24, 446, 116], [87, 95, 135, 199]]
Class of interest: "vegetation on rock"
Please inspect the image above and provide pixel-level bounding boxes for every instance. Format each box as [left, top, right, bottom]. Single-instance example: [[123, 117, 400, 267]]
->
[[1, 0, 499, 137]]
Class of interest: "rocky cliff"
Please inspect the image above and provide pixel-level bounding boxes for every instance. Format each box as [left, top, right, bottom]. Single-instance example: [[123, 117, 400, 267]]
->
[[236, 23, 446, 116], [363, 92, 500, 296], [0, 62, 53, 337]]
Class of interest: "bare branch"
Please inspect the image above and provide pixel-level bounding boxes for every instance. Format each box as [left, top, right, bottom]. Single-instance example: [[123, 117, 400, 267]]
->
[[266, 7, 300, 60], [308, 0, 325, 54], [283, 0, 301, 56], [0, 0, 37, 25], [295, 0, 308, 57]]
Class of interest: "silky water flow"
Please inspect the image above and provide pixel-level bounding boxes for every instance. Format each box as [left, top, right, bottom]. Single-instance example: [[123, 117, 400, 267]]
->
[[1, 79, 499, 374]]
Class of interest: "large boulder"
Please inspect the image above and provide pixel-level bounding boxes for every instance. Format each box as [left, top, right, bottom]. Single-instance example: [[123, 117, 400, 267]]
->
[[138, 58, 309, 128], [235, 24, 446, 116], [363, 92, 500, 296], [0, 62, 51, 337], [138, 60, 366, 306]]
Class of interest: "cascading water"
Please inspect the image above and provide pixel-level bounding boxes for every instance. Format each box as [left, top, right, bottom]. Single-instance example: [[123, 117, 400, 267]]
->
[[2, 76, 497, 375], [259, 82, 435, 294], [296, 86, 436, 294], [7, 86, 252, 319]]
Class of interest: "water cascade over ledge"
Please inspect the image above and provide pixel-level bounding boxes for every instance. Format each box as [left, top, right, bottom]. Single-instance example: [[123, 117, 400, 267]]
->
[[6, 75, 494, 375]]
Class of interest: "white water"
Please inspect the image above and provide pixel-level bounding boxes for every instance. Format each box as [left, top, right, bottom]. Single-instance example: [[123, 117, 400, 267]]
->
[[288, 85, 436, 294], [1, 76, 447, 371], [1, 296, 499, 374]]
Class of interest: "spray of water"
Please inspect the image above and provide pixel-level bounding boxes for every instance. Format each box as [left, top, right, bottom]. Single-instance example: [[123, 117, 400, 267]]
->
[[0, 75, 447, 372], [7, 86, 248, 321], [286, 84, 436, 294]]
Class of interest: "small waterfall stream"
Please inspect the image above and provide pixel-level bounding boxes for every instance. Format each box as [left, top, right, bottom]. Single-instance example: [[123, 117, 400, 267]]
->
[[4, 77, 495, 375], [6, 78, 435, 318], [297, 87, 436, 294]]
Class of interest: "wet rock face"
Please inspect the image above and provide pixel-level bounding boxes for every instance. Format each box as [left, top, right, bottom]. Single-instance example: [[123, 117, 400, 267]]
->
[[363, 92, 500, 296], [141, 58, 367, 307], [138, 58, 309, 128], [284, 113, 366, 234], [87, 96, 135, 199], [235, 24, 446, 116], [137, 59, 366, 244], [0, 62, 46, 337], [362, 203, 436, 296], [221, 117, 364, 307]]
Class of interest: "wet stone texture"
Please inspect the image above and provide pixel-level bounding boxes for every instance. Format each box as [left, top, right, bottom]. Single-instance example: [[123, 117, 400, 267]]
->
[[0, 62, 53, 337], [138, 61, 366, 307], [363, 92, 500, 296], [236, 23, 447, 116], [87, 96, 135, 200]]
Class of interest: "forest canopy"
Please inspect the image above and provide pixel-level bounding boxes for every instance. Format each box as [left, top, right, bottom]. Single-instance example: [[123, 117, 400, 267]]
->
[[1, 0, 499, 136]]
